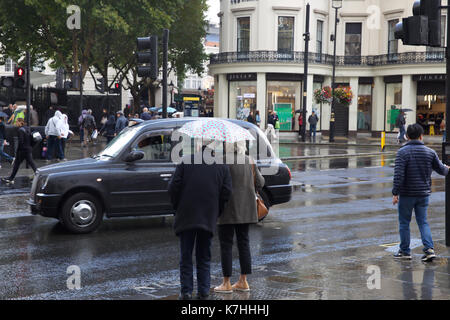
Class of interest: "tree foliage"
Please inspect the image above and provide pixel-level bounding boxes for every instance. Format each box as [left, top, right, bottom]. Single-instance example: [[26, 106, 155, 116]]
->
[[0, 0, 209, 108]]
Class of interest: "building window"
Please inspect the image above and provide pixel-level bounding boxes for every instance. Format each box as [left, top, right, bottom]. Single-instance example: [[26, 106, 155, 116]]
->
[[345, 23, 362, 64], [278, 17, 295, 53], [229, 81, 257, 120], [388, 19, 399, 56], [357, 84, 373, 131], [316, 20, 324, 62], [5, 58, 16, 72], [237, 17, 250, 52]]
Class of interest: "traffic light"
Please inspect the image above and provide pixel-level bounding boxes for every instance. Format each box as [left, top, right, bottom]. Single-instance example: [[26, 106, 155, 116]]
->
[[136, 35, 158, 79], [96, 77, 106, 94], [0, 76, 14, 88], [110, 82, 120, 94], [14, 66, 26, 88], [395, 0, 441, 47]]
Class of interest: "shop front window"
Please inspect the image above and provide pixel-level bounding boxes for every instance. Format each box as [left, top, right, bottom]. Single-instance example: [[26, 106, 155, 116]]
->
[[417, 94, 446, 135], [357, 84, 372, 131], [267, 81, 301, 131], [229, 81, 257, 121], [385, 83, 402, 132]]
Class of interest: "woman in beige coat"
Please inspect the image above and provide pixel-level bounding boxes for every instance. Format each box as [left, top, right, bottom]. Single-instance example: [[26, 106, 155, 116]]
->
[[214, 142, 265, 293]]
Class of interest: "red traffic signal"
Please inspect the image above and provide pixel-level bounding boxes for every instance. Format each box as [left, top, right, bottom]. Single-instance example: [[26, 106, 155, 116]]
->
[[16, 67, 24, 77], [115, 83, 120, 89], [14, 66, 26, 88]]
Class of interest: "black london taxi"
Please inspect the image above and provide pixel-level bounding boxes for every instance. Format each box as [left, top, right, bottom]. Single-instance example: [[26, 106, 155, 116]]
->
[[28, 118, 292, 233]]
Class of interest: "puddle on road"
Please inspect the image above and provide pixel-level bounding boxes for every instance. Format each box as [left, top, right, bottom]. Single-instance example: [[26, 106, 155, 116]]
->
[[267, 276, 301, 284], [291, 287, 321, 294]]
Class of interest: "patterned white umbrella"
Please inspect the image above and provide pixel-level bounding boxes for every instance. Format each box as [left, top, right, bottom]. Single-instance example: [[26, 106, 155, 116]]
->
[[178, 118, 255, 143]]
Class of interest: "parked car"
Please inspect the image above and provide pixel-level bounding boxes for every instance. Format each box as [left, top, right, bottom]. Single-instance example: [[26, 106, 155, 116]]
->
[[28, 118, 292, 233]]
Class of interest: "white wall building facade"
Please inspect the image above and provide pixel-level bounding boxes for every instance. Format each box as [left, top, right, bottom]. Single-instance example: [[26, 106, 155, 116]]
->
[[209, 0, 447, 137]]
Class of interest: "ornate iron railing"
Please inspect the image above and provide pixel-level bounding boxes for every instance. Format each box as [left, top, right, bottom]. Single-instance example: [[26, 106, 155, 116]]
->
[[230, 0, 257, 4], [209, 50, 445, 67]]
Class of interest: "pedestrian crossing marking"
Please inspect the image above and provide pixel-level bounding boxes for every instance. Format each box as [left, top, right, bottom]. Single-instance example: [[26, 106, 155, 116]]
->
[[379, 242, 399, 248]]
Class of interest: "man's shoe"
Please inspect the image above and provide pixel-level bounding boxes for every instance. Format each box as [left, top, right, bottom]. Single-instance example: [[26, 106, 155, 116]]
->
[[178, 293, 192, 300], [196, 293, 209, 300], [394, 251, 412, 260], [1, 178, 14, 184], [421, 249, 436, 262]]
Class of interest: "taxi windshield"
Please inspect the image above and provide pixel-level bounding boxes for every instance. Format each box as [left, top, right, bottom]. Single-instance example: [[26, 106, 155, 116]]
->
[[96, 126, 140, 158]]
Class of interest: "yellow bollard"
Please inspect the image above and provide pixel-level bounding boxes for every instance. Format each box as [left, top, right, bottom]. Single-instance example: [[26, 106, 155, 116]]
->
[[429, 125, 435, 136], [381, 131, 386, 152]]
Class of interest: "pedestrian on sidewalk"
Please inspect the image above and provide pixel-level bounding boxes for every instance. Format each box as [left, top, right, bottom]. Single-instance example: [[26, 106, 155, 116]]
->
[[214, 142, 264, 294], [78, 110, 87, 145], [396, 110, 406, 144], [247, 111, 256, 125], [60, 113, 72, 161], [82, 109, 97, 147], [100, 115, 116, 143], [2, 117, 37, 184], [298, 113, 304, 139], [440, 115, 446, 142], [45, 110, 64, 162], [392, 124, 449, 262], [255, 110, 261, 128], [0, 115, 14, 168], [115, 111, 128, 136], [168, 142, 232, 300], [308, 111, 319, 142]]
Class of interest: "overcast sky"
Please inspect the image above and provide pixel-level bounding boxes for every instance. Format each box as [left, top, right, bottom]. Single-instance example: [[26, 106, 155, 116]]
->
[[207, 0, 220, 24]]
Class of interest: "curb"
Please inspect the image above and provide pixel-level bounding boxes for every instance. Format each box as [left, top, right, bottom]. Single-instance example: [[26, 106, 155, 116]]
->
[[280, 151, 396, 161]]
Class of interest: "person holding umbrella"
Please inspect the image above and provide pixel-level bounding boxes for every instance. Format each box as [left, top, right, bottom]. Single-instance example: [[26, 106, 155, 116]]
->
[[214, 140, 265, 294], [168, 137, 232, 300]]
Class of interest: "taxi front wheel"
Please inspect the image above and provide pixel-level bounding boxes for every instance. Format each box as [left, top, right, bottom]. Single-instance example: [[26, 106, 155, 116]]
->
[[60, 192, 103, 234]]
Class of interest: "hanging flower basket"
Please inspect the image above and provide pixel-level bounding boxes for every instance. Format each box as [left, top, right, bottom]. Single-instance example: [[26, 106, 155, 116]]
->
[[313, 86, 332, 104], [333, 86, 354, 106], [313, 85, 354, 107]]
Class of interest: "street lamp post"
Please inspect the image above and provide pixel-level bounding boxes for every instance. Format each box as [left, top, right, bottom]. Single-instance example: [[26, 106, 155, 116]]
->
[[329, 0, 342, 143], [169, 80, 174, 105]]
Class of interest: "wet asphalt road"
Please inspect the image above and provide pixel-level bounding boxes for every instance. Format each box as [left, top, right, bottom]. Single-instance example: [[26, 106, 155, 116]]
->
[[0, 144, 450, 300]]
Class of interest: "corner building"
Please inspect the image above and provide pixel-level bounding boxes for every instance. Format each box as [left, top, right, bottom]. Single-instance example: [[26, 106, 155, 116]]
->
[[209, 0, 447, 137]]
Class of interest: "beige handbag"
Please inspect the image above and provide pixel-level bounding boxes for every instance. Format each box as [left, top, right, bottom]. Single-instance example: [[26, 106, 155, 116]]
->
[[252, 164, 268, 221]]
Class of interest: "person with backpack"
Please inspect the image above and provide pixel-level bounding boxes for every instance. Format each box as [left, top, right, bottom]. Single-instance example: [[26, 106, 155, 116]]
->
[[2, 117, 37, 184], [82, 109, 97, 147], [45, 110, 64, 162], [78, 110, 87, 145]]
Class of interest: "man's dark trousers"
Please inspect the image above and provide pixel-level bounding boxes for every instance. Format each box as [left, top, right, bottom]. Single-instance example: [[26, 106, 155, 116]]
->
[[8, 150, 37, 180], [179, 229, 213, 296], [47, 135, 63, 160]]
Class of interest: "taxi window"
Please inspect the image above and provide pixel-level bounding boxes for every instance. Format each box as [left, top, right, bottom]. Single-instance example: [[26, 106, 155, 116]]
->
[[132, 131, 172, 162]]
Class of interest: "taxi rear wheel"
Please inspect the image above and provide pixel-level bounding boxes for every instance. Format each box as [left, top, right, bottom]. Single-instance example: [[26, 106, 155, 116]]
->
[[60, 192, 103, 234]]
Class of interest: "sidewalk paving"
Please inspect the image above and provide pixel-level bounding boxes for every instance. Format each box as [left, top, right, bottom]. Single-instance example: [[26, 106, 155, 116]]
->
[[279, 132, 444, 147]]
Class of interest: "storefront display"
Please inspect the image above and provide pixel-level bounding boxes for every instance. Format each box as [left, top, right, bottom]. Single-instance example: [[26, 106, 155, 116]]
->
[[267, 81, 301, 131], [385, 82, 402, 132], [229, 81, 257, 120], [357, 84, 372, 131]]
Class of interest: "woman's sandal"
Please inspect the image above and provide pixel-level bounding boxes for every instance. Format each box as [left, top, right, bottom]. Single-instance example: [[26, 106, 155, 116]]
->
[[214, 285, 233, 294], [232, 283, 250, 292]]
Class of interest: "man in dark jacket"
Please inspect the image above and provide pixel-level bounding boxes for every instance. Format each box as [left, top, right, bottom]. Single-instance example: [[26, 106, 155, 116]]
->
[[168, 145, 232, 300], [308, 111, 319, 142], [2, 117, 37, 184], [115, 111, 128, 135], [392, 124, 449, 262]]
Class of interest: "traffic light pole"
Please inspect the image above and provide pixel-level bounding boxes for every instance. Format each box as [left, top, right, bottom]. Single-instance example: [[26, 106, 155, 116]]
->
[[444, 5, 450, 247], [79, 65, 83, 116], [26, 51, 31, 127], [302, 3, 310, 142], [162, 29, 169, 119]]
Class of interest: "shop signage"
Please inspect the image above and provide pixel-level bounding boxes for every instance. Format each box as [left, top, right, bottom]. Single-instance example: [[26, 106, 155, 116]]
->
[[243, 93, 255, 98], [413, 74, 446, 82], [227, 73, 257, 81]]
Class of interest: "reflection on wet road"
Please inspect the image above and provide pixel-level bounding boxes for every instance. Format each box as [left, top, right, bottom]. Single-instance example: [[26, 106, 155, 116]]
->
[[0, 146, 449, 300]]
